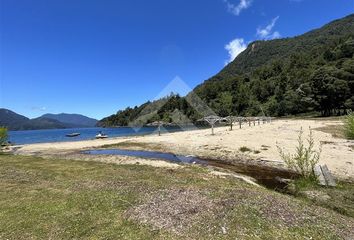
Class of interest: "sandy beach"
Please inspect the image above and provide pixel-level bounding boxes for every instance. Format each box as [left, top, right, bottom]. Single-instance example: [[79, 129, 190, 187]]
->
[[12, 119, 354, 180]]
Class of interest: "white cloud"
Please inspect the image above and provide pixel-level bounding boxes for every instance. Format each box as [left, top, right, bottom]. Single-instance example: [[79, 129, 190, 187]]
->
[[225, 38, 247, 64], [224, 0, 252, 16], [256, 16, 281, 39], [31, 106, 47, 111]]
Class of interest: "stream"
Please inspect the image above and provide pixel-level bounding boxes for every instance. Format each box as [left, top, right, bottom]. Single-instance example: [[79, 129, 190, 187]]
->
[[83, 149, 299, 190]]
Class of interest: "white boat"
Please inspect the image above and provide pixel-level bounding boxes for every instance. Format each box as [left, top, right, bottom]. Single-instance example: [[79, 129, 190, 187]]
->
[[95, 133, 108, 139]]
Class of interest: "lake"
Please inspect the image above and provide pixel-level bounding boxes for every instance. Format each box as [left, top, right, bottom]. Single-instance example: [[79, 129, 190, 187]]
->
[[8, 126, 189, 145]]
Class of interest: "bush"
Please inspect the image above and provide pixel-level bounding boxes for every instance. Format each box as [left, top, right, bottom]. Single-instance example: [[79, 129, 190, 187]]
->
[[239, 146, 251, 152], [277, 128, 321, 178], [0, 127, 8, 148], [343, 112, 354, 139]]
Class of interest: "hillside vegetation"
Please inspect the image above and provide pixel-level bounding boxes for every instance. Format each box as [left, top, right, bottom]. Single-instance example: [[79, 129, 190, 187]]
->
[[98, 14, 354, 127]]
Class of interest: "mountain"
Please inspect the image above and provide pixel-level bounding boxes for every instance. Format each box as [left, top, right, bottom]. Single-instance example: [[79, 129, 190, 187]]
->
[[218, 13, 354, 77], [98, 14, 354, 127], [0, 108, 30, 130], [20, 117, 67, 130], [0, 109, 98, 130], [41, 113, 98, 128]]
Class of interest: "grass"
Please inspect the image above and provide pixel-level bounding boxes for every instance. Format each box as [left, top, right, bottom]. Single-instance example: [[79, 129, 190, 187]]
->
[[239, 146, 251, 153], [315, 125, 346, 138], [0, 154, 353, 239], [344, 113, 354, 139], [289, 178, 354, 218]]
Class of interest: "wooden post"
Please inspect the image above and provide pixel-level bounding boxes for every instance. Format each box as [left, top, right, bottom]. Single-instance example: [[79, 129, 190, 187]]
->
[[253, 120, 255, 126], [158, 124, 161, 136], [239, 119, 242, 129], [230, 121, 233, 131], [202, 115, 220, 136], [258, 119, 260, 125], [248, 119, 251, 126]]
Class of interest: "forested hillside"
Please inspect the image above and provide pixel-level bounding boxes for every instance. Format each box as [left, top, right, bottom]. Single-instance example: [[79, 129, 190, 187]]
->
[[98, 14, 354, 127], [41, 113, 98, 128]]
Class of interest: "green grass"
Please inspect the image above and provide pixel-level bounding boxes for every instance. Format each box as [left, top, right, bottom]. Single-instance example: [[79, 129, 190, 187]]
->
[[344, 113, 354, 139], [289, 178, 354, 218], [0, 154, 353, 239]]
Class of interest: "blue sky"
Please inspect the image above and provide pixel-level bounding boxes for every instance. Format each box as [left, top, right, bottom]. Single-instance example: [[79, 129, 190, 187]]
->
[[0, 0, 353, 119]]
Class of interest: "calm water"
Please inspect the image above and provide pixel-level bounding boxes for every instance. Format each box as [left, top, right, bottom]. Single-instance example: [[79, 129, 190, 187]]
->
[[8, 126, 187, 145]]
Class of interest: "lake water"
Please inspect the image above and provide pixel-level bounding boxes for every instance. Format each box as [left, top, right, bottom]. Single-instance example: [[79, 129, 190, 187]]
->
[[8, 126, 188, 145]]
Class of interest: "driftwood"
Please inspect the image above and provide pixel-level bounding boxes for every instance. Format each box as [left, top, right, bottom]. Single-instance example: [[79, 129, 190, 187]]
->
[[314, 164, 336, 187], [314, 165, 327, 186], [321, 165, 336, 187]]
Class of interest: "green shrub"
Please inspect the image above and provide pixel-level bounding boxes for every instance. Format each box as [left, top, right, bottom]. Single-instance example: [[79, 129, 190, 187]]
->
[[0, 127, 8, 148], [277, 128, 321, 178], [239, 146, 251, 152], [343, 112, 354, 139]]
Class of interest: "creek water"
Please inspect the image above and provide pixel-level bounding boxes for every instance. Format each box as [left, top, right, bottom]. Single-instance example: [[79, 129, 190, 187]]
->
[[84, 148, 299, 190]]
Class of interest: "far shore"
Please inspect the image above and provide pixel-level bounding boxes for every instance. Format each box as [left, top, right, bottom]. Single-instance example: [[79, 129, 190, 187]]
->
[[11, 119, 354, 181]]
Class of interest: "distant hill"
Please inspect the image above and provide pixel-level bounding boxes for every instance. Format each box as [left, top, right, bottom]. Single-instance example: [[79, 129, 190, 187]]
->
[[0, 108, 98, 130], [98, 14, 354, 126], [0, 108, 29, 130], [41, 113, 98, 128], [20, 117, 67, 130]]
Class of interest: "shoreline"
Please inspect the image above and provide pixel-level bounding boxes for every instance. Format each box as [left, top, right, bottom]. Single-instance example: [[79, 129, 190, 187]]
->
[[10, 119, 354, 181]]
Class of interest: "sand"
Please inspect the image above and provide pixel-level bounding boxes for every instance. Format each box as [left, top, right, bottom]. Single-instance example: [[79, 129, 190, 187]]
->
[[12, 119, 354, 180]]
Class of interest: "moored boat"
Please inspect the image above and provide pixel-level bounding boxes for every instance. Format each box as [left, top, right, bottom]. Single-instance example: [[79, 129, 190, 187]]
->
[[66, 133, 80, 137], [95, 132, 108, 139]]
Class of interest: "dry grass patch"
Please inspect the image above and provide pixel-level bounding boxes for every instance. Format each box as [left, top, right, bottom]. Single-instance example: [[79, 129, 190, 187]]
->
[[125, 188, 219, 235], [315, 124, 345, 138]]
